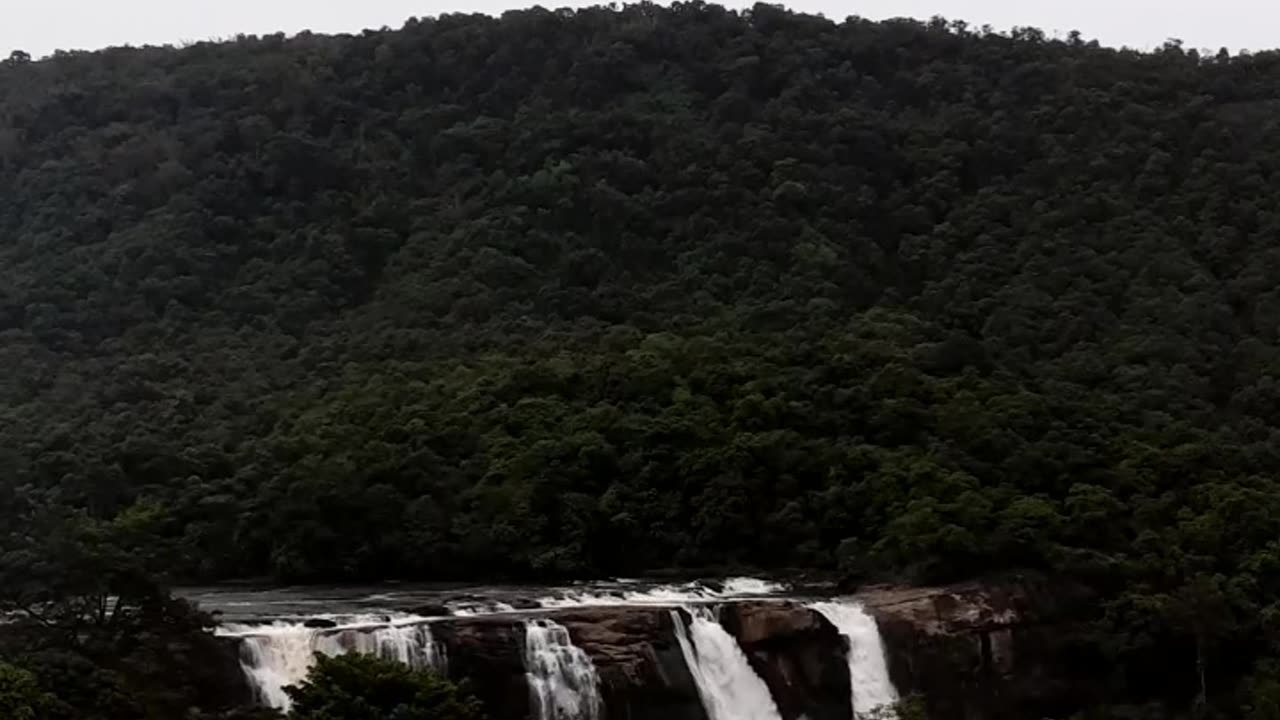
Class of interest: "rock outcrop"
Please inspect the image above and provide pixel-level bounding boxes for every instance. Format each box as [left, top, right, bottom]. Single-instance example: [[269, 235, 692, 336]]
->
[[208, 634, 260, 707], [434, 604, 851, 720], [220, 576, 1094, 720], [863, 575, 1099, 720], [436, 608, 708, 720], [432, 618, 532, 720], [720, 602, 852, 720], [558, 608, 707, 720]]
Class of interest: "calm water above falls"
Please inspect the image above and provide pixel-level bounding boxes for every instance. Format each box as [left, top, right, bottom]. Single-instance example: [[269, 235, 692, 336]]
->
[[188, 576, 791, 622]]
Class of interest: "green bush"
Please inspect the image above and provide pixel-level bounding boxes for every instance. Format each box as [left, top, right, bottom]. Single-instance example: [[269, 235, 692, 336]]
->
[[286, 654, 483, 720], [0, 663, 49, 720]]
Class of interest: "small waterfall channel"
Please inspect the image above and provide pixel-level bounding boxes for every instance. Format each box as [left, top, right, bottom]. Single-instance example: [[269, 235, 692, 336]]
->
[[670, 606, 785, 720], [224, 617, 446, 710], [809, 601, 899, 717], [523, 619, 603, 720]]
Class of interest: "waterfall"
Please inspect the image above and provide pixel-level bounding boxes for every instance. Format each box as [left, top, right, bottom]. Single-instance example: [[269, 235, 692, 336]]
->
[[669, 607, 784, 720], [236, 624, 319, 709], [808, 601, 899, 718], [523, 619, 603, 720], [227, 619, 446, 710], [351, 624, 448, 670]]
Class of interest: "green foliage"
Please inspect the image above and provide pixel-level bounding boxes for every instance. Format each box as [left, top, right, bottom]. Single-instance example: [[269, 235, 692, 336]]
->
[[2, 3, 1280, 718], [0, 514, 253, 720], [286, 654, 483, 720], [5, 2, 1268, 590], [0, 662, 49, 720], [1241, 662, 1280, 720], [863, 696, 929, 720]]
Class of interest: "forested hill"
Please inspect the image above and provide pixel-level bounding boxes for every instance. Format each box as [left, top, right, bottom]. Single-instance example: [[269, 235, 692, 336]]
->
[[6, 0, 1280, 603]]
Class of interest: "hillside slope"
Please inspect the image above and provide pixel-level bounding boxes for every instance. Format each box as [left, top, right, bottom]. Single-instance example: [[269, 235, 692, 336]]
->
[[4, 3, 1280, 622]]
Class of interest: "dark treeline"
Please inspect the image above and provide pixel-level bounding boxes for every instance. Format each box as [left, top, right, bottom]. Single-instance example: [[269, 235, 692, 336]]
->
[[5, 3, 1280, 716]]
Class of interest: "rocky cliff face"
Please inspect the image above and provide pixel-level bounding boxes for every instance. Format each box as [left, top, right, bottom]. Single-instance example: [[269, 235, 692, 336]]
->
[[720, 602, 852, 720], [219, 577, 1092, 720], [435, 608, 708, 720], [434, 605, 851, 720], [432, 618, 532, 720], [863, 576, 1099, 720], [551, 609, 705, 720], [438, 579, 1092, 720]]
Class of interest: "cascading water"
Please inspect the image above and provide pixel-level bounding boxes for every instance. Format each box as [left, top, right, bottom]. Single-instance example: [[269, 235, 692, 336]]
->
[[225, 618, 446, 710], [355, 623, 448, 671], [538, 577, 787, 608], [669, 607, 784, 720], [523, 619, 602, 720], [186, 576, 788, 618], [235, 624, 319, 709], [808, 601, 899, 718]]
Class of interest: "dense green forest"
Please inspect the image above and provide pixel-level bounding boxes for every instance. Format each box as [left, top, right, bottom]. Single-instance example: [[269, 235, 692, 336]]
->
[[7, 2, 1280, 716]]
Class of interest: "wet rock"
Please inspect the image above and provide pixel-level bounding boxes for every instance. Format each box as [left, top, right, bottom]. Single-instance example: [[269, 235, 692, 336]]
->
[[409, 603, 451, 617], [860, 574, 1103, 720], [303, 618, 337, 629], [218, 577, 1101, 720], [424, 603, 848, 720], [433, 617, 530, 720], [721, 602, 851, 720], [205, 636, 259, 708], [430, 606, 707, 720], [557, 607, 707, 720]]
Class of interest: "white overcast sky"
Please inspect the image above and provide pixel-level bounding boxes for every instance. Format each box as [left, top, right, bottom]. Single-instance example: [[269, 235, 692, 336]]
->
[[3, 0, 1275, 59]]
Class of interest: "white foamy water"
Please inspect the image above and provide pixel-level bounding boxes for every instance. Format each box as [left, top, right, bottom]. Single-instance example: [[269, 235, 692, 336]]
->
[[809, 601, 899, 717], [523, 619, 602, 720], [538, 577, 787, 608], [187, 577, 790, 622], [223, 616, 446, 710], [207, 577, 793, 711], [448, 601, 517, 616], [669, 607, 784, 720]]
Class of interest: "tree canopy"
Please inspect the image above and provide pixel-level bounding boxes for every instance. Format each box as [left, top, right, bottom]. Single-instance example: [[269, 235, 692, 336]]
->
[[4, 2, 1280, 716], [0, 662, 50, 720], [286, 654, 484, 720], [0, 512, 261, 720]]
